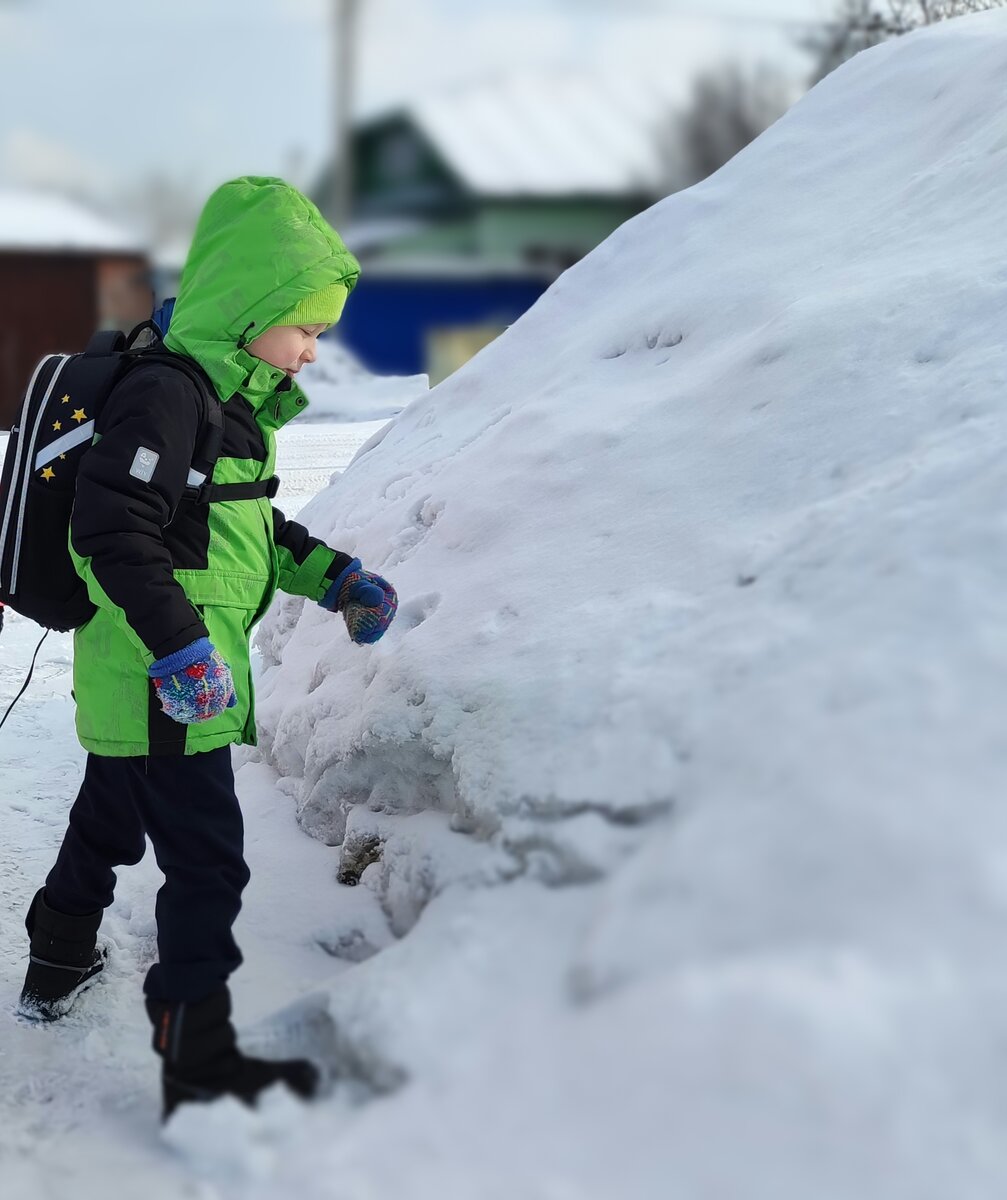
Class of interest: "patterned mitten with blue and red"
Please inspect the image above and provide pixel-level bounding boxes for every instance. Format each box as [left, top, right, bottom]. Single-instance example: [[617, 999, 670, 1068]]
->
[[148, 637, 238, 724], [319, 558, 398, 645]]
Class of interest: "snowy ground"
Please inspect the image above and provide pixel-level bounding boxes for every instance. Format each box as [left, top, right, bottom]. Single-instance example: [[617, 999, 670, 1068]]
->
[[271, 420, 388, 512], [295, 338, 427, 424], [7, 13, 1007, 1200]]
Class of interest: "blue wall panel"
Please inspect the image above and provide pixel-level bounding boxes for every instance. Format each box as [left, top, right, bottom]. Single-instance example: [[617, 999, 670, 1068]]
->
[[333, 275, 550, 375]]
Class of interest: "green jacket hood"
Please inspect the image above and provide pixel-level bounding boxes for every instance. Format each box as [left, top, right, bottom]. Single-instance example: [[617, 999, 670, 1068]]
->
[[164, 176, 360, 406]]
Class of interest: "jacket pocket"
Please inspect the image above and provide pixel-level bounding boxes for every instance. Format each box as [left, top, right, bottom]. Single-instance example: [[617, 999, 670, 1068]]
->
[[173, 569, 271, 612]]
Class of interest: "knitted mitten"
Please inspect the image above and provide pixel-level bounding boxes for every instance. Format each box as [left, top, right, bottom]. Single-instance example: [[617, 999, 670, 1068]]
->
[[148, 637, 237, 724], [319, 558, 398, 645]]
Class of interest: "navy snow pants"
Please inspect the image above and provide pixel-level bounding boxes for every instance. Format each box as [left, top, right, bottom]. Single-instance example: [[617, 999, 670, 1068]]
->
[[43, 747, 251, 1002]]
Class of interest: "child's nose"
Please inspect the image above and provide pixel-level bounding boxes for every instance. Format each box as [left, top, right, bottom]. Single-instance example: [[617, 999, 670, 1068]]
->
[[302, 342, 317, 364]]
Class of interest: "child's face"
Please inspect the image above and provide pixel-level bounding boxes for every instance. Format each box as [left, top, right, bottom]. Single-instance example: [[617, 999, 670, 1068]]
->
[[246, 323, 327, 377]]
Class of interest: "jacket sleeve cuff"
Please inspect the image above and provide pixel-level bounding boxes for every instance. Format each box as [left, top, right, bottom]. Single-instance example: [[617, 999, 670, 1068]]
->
[[319, 558, 361, 611], [148, 614, 211, 662], [148, 636, 214, 678], [280, 544, 356, 602]]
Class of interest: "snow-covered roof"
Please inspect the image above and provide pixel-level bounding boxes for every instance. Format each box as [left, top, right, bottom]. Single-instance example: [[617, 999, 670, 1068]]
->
[[0, 188, 144, 254], [366, 69, 683, 198]]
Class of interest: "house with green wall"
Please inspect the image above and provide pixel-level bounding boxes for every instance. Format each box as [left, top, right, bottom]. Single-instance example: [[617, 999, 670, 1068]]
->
[[314, 70, 671, 381]]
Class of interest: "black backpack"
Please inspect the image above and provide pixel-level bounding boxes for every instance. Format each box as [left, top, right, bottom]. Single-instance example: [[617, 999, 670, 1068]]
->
[[0, 323, 228, 632]]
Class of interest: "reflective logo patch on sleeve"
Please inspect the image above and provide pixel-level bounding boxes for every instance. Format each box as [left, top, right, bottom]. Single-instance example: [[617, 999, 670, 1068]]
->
[[129, 446, 160, 483]]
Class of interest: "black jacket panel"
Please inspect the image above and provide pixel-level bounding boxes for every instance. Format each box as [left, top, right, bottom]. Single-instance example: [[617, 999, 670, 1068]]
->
[[218, 394, 268, 462], [272, 507, 354, 586], [70, 366, 209, 661]]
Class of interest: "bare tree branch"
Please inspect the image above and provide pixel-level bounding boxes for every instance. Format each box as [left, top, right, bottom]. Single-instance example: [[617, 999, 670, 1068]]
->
[[800, 0, 1006, 84], [655, 60, 792, 193]]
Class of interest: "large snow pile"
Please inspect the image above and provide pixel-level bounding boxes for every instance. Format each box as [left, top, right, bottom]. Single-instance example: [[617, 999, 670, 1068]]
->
[[297, 336, 427, 423], [245, 15, 1007, 1198]]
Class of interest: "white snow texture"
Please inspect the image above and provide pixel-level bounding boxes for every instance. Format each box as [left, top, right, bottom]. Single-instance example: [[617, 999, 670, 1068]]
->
[[0, 188, 141, 252], [5, 13, 1007, 1199], [254, 15, 1007, 1198], [295, 337, 427, 424]]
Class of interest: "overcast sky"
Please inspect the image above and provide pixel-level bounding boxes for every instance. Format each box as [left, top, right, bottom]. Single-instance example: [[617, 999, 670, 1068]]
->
[[0, 0, 831, 213]]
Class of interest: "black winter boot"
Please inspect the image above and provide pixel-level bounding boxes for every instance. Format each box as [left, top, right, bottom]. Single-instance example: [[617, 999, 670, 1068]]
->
[[18, 888, 104, 1020], [145, 986, 320, 1119]]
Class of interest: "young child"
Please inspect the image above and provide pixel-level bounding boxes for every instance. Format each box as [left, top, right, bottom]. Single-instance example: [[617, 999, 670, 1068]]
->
[[18, 176, 397, 1118]]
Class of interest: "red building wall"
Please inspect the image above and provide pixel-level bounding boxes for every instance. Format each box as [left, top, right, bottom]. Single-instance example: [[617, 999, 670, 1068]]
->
[[0, 251, 151, 429]]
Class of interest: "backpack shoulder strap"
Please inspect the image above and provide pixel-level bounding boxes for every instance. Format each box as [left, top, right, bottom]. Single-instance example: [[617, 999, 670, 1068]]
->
[[123, 350, 222, 496], [122, 349, 278, 505]]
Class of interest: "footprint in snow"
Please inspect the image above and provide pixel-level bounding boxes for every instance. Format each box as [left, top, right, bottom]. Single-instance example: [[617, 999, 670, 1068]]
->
[[396, 592, 441, 634]]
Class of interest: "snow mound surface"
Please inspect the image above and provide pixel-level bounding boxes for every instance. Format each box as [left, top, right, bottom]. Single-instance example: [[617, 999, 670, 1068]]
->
[[252, 16, 1007, 1198], [297, 337, 427, 423]]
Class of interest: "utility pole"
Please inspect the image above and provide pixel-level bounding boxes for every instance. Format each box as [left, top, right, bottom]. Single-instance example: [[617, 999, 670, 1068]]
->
[[332, 0, 360, 230]]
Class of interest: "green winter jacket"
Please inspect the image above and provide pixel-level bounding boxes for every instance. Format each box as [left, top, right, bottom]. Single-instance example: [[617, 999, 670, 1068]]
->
[[68, 176, 361, 756]]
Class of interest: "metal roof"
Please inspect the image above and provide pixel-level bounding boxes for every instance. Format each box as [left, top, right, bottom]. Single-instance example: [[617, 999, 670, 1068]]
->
[[363, 69, 683, 198]]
